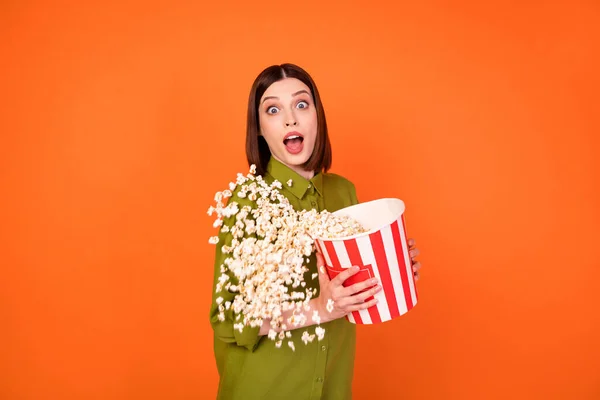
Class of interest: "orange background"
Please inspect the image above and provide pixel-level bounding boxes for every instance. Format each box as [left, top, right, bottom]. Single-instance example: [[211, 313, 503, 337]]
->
[[2, 1, 599, 399]]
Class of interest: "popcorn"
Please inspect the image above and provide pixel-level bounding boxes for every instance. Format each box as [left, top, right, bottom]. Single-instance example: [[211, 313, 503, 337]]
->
[[287, 179, 293, 187], [315, 326, 325, 341], [311, 310, 321, 325], [209, 164, 367, 348], [301, 330, 316, 344], [326, 299, 335, 313]]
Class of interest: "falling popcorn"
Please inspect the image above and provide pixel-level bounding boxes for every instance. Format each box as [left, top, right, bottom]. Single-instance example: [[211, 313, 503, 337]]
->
[[315, 327, 325, 341], [208, 164, 367, 348], [326, 299, 335, 313], [311, 310, 321, 325], [301, 330, 316, 344]]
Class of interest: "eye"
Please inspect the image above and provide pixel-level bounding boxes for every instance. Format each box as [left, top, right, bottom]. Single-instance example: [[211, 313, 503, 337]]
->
[[266, 106, 279, 114], [296, 100, 309, 109]]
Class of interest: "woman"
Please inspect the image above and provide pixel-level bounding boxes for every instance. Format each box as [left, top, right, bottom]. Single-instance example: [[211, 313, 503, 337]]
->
[[209, 63, 421, 400]]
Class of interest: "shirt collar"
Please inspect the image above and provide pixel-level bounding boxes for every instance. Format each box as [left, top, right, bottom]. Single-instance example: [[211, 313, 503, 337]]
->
[[265, 157, 324, 199]]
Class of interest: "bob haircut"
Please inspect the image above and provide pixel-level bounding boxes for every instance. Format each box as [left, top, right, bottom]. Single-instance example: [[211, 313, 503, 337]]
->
[[245, 63, 332, 177]]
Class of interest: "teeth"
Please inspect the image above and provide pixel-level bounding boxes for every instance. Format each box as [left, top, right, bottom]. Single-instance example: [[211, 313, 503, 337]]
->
[[286, 135, 300, 140]]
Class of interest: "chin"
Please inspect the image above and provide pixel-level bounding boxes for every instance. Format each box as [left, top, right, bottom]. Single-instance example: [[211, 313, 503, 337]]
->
[[281, 152, 311, 166]]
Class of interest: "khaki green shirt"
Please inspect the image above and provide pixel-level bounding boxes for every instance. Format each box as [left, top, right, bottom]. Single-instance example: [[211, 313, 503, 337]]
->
[[209, 157, 360, 400]]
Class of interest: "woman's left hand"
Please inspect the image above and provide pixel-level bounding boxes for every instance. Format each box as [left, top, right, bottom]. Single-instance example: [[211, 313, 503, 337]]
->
[[408, 238, 421, 281]]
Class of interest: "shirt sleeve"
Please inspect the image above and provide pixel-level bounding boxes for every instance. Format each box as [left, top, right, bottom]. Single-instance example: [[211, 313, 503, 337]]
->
[[348, 180, 359, 205], [208, 193, 263, 352]]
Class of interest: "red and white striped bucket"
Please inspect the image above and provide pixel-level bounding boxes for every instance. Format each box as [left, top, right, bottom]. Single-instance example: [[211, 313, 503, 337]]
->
[[314, 198, 418, 324]]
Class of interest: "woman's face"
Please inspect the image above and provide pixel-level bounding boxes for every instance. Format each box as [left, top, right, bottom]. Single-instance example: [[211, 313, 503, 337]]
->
[[258, 78, 318, 175]]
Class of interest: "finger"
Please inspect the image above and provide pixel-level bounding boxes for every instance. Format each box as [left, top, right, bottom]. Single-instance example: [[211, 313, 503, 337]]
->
[[412, 261, 421, 273], [331, 265, 360, 287], [352, 284, 382, 303], [347, 297, 378, 312], [408, 238, 415, 248], [315, 243, 323, 255], [316, 251, 325, 268], [414, 271, 420, 281], [340, 277, 379, 297], [409, 248, 420, 260]]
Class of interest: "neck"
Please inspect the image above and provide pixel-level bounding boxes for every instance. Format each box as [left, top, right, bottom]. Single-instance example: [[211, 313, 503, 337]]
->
[[273, 156, 315, 180], [296, 168, 315, 180]]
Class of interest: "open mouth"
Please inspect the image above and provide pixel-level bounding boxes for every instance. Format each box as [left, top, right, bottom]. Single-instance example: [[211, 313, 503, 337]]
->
[[283, 132, 304, 155], [283, 135, 304, 146]]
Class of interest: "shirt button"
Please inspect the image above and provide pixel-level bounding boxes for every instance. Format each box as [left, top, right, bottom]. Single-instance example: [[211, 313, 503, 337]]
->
[[308, 184, 312, 189], [311, 201, 316, 206], [321, 345, 326, 351], [316, 377, 323, 383]]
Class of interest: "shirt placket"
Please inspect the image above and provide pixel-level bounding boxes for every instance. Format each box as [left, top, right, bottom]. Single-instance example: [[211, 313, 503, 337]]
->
[[306, 184, 318, 211], [305, 186, 329, 399], [309, 333, 329, 399]]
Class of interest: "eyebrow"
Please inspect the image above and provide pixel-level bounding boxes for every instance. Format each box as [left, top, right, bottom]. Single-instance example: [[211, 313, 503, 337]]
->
[[261, 90, 311, 104]]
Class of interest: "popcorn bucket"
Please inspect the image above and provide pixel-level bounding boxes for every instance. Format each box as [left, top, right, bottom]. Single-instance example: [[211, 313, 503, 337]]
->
[[314, 198, 418, 324]]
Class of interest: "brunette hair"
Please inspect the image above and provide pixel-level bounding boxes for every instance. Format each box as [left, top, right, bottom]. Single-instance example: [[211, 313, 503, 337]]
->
[[245, 63, 332, 176]]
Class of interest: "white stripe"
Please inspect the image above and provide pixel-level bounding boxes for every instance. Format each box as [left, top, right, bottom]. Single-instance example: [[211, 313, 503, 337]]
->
[[347, 312, 356, 324], [397, 218, 418, 306], [318, 240, 334, 269], [332, 240, 351, 268], [380, 223, 408, 316], [355, 235, 390, 323]]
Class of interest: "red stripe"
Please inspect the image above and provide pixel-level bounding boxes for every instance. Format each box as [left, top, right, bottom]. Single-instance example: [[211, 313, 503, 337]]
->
[[322, 240, 341, 269], [401, 215, 418, 301], [369, 231, 401, 319], [352, 311, 362, 323], [391, 220, 413, 311], [344, 239, 381, 324]]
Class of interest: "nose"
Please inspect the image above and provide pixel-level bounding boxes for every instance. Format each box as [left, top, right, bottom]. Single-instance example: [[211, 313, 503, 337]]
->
[[284, 109, 297, 127]]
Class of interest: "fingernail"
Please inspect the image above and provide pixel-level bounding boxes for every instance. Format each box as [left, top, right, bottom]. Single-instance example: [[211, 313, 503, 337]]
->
[[353, 266, 360, 271], [370, 278, 378, 284]]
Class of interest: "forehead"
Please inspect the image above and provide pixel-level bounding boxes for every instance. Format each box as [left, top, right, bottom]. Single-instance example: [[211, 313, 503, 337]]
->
[[261, 78, 312, 101]]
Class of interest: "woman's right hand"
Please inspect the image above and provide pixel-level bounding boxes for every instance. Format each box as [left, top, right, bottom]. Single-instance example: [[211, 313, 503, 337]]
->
[[315, 250, 381, 322]]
